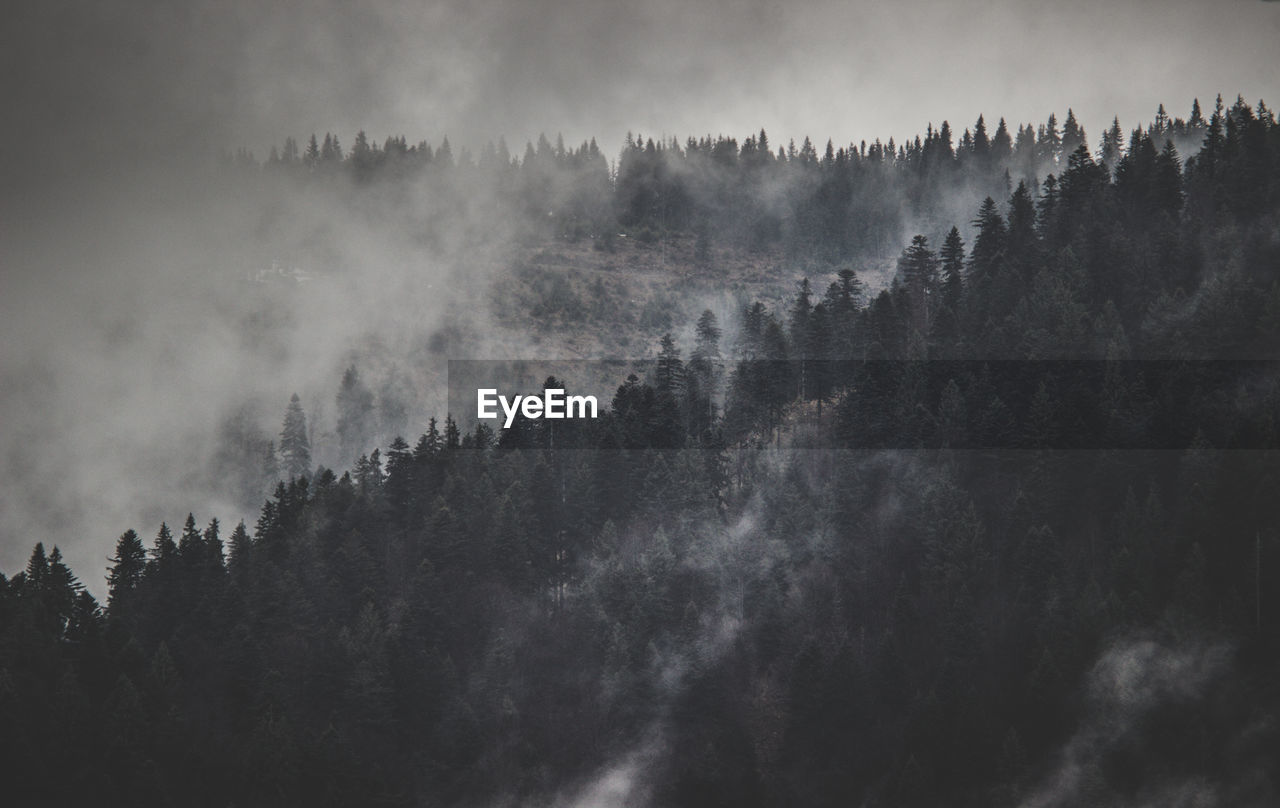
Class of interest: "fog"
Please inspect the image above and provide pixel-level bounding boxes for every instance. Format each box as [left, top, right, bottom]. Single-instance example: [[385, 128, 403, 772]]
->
[[3, 0, 1278, 589], [0, 162, 509, 591], [6, 0, 1279, 176], [1019, 637, 1274, 807]]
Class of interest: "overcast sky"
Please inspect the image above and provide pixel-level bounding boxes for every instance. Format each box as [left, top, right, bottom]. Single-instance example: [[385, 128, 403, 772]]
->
[[4, 0, 1279, 180], [1, 0, 1277, 589]]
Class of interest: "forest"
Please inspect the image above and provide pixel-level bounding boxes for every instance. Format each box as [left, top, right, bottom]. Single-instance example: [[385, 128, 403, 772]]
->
[[2, 95, 1280, 806]]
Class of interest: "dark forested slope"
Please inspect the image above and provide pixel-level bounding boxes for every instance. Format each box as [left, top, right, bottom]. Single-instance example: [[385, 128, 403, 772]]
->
[[3, 96, 1280, 807]]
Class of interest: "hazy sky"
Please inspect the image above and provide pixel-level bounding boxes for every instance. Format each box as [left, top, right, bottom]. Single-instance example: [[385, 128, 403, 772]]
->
[[4, 0, 1279, 180], [1, 0, 1277, 589]]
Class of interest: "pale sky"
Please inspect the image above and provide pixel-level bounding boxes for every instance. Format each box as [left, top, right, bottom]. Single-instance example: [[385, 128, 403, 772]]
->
[[4, 0, 1279, 180]]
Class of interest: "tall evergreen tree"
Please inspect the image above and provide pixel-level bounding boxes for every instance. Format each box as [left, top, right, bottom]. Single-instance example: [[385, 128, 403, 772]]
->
[[226, 520, 252, 577], [692, 310, 722, 363], [1099, 117, 1125, 172], [940, 226, 966, 312], [106, 529, 147, 611], [688, 311, 723, 435], [991, 118, 1013, 166], [1061, 109, 1086, 157], [654, 333, 685, 398], [150, 523, 176, 569], [280, 393, 311, 481], [898, 235, 940, 337], [968, 197, 1006, 284]]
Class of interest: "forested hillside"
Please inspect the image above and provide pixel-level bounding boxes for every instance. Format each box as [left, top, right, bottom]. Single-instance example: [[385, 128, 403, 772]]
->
[[2, 96, 1279, 807]]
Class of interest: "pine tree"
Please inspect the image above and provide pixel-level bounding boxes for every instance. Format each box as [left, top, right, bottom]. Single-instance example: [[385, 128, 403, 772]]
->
[[203, 519, 225, 571], [354, 449, 386, 493], [991, 118, 1013, 166], [739, 302, 767, 358], [823, 267, 863, 364], [1153, 103, 1170, 137], [968, 197, 1006, 285], [1153, 140, 1184, 218], [1099, 117, 1125, 172], [45, 547, 84, 636], [1188, 98, 1205, 130], [971, 115, 990, 164], [688, 311, 723, 435], [693, 310, 722, 363], [25, 541, 49, 587], [150, 523, 176, 569], [444, 416, 460, 451], [789, 278, 814, 354], [1037, 174, 1059, 239], [178, 513, 203, 560], [351, 130, 376, 181], [384, 436, 414, 514], [1061, 109, 1085, 157], [940, 226, 965, 313], [1006, 181, 1039, 267], [220, 522, 250, 581], [416, 418, 443, 463], [320, 133, 342, 167], [304, 134, 320, 169], [280, 393, 311, 480], [1038, 113, 1061, 167], [898, 235, 940, 337], [654, 333, 685, 398], [106, 530, 147, 611]]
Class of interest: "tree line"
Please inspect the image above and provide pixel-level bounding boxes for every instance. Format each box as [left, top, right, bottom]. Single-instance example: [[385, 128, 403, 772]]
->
[[226, 97, 1273, 263]]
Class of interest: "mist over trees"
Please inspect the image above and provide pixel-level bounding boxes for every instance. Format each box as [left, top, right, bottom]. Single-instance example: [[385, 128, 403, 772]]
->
[[2, 96, 1280, 805], [229, 98, 1248, 264]]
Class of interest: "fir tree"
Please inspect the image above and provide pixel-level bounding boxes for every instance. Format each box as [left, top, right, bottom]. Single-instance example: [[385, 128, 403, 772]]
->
[[280, 393, 311, 480], [106, 529, 147, 611]]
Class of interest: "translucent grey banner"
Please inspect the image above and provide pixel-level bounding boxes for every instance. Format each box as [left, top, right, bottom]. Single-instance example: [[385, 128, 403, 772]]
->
[[447, 359, 1280, 451]]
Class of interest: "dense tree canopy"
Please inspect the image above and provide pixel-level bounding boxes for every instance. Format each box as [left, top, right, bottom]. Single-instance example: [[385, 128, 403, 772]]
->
[[3, 96, 1280, 806]]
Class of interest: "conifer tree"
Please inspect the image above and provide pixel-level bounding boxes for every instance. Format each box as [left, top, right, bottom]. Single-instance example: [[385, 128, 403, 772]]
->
[[203, 519, 224, 571], [304, 134, 320, 169], [226, 520, 252, 577], [940, 226, 966, 313], [655, 333, 685, 398], [693, 310, 722, 363], [1153, 141, 1184, 218], [688, 311, 723, 435], [1061, 109, 1086, 157], [150, 523, 176, 569], [972, 115, 990, 163], [991, 118, 1013, 165], [1099, 117, 1125, 172], [107, 529, 147, 611], [898, 235, 940, 336], [25, 541, 49, 587], [178, 513, 203, 560], [968, 197, 1006, 284], [279, 393, 311, 480], [1038, 112, 1062, 168], [444, 416, 460, 451]]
